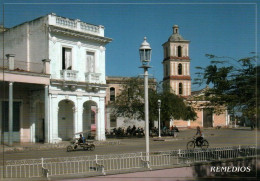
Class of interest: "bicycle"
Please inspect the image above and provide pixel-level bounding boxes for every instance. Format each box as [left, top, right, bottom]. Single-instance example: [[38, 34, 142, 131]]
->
[[186, 137, 209, 150]]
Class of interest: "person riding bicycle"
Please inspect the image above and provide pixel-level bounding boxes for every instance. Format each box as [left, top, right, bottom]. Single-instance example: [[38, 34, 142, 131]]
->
[[195, 126, 203, 146]]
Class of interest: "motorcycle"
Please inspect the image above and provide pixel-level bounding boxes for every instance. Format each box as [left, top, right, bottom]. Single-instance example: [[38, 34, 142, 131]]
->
[[67, 138, 95, 152], [67, 131, 95, 152]]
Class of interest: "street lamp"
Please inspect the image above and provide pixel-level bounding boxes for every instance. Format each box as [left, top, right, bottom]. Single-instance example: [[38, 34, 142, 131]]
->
[[139, 37, 152, 165], [158, 99, 161, 138]]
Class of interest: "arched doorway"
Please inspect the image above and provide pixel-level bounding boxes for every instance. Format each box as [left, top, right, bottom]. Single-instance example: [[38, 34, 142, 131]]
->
[[58, 100, 74, 140], [83, 101, 98, 138]]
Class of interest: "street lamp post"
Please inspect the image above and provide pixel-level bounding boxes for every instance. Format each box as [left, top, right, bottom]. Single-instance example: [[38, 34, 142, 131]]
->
[[139, 37, 152, 164], [158, 99, 161, 138]]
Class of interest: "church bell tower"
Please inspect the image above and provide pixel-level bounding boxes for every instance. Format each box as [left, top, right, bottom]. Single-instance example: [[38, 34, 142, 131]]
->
[[162, 25, 191, 97]]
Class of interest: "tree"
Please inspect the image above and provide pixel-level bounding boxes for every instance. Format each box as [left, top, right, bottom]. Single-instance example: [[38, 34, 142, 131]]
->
[[194, 54, 257, 126], [111, 77, 197, 128]]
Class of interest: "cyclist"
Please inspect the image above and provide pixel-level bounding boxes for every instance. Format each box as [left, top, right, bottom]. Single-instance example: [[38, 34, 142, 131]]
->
[[195, 126, 203, 146]]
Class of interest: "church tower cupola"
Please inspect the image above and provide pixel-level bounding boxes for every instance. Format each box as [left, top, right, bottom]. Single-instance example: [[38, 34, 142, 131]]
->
[[162, 25, 191, 97], [173, 25, 179, 34]]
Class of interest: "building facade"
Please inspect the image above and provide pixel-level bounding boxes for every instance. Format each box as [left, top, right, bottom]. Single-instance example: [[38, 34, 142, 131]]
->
[[0, 13, 112, 143], [162, 25, 228, 128]]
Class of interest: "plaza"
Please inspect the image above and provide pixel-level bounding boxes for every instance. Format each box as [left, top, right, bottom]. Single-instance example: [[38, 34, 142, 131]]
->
[[1, 128, 258, 160]]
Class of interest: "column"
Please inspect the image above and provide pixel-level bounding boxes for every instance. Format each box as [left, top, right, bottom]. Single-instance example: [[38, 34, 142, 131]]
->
[[50, 95, 59, 143], [44, 85, 49, 143], [187, 63, 190, 75], [77, 97, 83, 134], [8, 82, 13, 146], [183, 63, 186, 76], [73, 106, 77, 135], [95, 108, 99, 140], [30, 100, 36, 143], [226, 110, 228, 126], [171, 62, 173, 76], [175, 62, 178, 76], [99, 97, 105, 140]]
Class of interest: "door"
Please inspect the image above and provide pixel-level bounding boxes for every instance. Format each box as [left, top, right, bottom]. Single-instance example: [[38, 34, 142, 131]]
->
[[203, 108, 213, 128], [1, 101, 21, 142]]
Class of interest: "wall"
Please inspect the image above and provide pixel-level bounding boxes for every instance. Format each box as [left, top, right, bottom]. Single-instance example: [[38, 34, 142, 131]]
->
[[1, 16, 48, 69]]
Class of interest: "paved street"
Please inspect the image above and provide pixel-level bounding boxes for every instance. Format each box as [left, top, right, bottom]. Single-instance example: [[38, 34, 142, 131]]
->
[[0, 128, 258, 163]]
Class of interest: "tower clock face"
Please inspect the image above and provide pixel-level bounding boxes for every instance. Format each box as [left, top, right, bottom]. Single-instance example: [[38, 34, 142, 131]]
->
[[163, 25, 191, 96]]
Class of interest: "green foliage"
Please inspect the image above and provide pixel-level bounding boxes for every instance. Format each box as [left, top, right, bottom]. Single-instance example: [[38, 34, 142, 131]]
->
[[111, 77, 197, 125], [111, 77, 144, 120], [159, 90, 196, 123], [194, 54, 257, 122]]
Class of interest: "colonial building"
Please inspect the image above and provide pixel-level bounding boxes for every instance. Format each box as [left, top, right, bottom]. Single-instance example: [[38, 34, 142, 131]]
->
[[162, 25, 228, 128], [0, 13, 111, 143]]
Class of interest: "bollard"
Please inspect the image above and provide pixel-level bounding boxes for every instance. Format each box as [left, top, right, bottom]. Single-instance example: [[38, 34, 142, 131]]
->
[[41, 158, 49, 178], [95, 155, 106, 175]]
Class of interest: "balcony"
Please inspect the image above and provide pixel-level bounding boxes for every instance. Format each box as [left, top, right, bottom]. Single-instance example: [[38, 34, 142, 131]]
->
[[85, 72, 101, 83], [60, 70, 78, 82], [49, 13, 104, 36]]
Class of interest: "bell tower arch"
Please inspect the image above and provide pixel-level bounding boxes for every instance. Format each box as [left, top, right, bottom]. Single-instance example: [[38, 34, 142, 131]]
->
[[162, 25, 191, 97]]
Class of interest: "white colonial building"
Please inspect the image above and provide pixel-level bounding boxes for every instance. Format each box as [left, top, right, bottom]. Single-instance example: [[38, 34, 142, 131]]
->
[[0, 13, 112, 143]]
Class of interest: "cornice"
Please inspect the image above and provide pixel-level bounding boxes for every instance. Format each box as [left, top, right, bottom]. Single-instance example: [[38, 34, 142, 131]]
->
[[163, 56, 190, 62], [1, 68, 50, 77], [163, 75, 191, 81], [49, 25, 112, 44]]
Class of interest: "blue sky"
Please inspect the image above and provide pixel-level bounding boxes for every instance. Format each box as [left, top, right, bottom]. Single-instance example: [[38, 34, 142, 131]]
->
[[1, 0, 258, 91]]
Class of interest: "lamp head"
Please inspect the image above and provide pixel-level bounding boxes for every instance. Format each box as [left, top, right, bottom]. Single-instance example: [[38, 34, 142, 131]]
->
[[139, 37, 152, 66], [158, 99, 161, 107]]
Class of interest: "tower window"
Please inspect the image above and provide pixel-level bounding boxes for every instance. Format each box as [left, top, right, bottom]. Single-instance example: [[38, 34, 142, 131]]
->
[[165, 64, 169, 76], [178, 46, 182, 57], [165, 47, 168, 58], [179, 83, 183, 95], [178, 63, 182, 75], [110, 87, 115, 102]]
